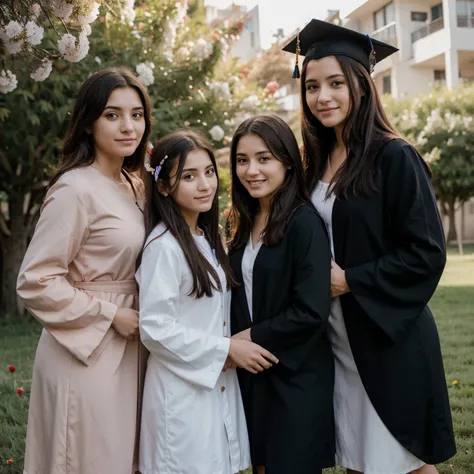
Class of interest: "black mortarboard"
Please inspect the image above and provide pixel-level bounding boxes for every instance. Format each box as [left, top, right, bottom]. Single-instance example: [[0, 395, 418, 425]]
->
[[283, 19, 398, 78]]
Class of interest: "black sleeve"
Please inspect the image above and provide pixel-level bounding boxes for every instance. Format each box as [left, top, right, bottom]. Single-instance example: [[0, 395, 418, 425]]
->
[[345, 142, 446, 343], [250, 208, 331, 366]]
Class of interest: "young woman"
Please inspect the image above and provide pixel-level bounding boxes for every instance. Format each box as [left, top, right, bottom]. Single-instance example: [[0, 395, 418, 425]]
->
[[136, 129, 276, 474], [227, 115, 335, 474], [16, 67, 152, 474], [286, 18, 456, 474]]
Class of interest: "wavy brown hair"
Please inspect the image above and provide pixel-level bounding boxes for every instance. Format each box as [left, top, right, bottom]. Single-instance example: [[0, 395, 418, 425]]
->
[[227, 115, 312, 250], [49, 67, 152, 189], [142, 130, 237, 298], [301, 55, 401, 197]]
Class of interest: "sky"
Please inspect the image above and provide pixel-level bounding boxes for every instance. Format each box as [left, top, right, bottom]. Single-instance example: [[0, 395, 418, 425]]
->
[[204, 0, 360, 50]]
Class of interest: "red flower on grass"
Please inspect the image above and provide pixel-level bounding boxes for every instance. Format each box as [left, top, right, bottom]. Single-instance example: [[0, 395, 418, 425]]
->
[[5, 459, 13, 465], [16, 387, 24, 396], [7, 365, 16, 373]]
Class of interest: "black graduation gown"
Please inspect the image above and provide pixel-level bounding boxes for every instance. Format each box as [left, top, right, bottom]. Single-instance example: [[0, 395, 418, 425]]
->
[[332, 139, 456, 464], [230, 205, 335, 474]]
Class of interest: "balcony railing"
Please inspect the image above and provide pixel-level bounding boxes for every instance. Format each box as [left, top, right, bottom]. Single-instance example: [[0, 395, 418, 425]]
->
[[411, 16, 444, 43], [371, 22, 397, 46], [457, 15, 474, 27]]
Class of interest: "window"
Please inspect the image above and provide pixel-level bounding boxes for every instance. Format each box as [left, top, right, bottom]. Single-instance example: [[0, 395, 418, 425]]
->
[[250, 32, 255, 48], [411, 11, 428, 22], [374, 2, 394, 29], [374, 2, 395, 30], [434, 70, 446, 81], [431, 3, 443, 20], [457, 0, 474, 27], [383, 75, 392, 95]]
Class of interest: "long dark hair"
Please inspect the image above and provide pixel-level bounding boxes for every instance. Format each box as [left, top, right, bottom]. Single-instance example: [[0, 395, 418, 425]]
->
[[49, 67, 152, 188], [301, 55, 401, 197], [143, 130, 237, 298], [227, 115, 312, 250]]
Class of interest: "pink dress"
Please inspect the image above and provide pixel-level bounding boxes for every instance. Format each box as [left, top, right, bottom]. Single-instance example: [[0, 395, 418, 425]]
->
[[17, 166, 146, 474]]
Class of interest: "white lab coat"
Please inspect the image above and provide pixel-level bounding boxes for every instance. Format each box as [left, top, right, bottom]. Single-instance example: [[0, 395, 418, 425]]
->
[[136, 223, 251, 474]]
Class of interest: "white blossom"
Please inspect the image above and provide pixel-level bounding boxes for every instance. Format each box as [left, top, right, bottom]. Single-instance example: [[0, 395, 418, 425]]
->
[[210, 82, 231, 101], [121, 0, 136, 25], [0, 25, 23, 54], [176, 0, 188, 22], [162, 21, 177, 54], [58, 31, 89, 62], [4, 21, 23, 39], [193, 39, 213, 60], [31, 3, 42, 18], [5, 40, 23, 55], [25, 21, 44, 46], [77, 2, 100, 25], [240, 95, 260, 109], [0, 70, 18, 94], [177, 46, 190, 60], [95, 56, 102, 64], [82, 24, 92, 36], [53, 0, 74, 22], [30, 59, 53, 81], [136, 62, 154, 86], [209, 125, 225, 141]]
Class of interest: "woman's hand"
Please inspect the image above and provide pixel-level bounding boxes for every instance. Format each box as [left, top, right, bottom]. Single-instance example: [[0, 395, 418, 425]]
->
[[112, 308, 139, 340], [231, 328, 252, 342], [222, 356, 238, 372], [229, 339, 279, 375], [331, 260, 350, 297]]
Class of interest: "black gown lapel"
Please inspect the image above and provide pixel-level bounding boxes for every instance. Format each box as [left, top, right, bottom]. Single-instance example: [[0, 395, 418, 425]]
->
[[233, 247, 253, 327]]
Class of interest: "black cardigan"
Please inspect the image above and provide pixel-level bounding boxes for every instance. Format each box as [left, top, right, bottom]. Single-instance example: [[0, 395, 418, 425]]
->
[[230, 204, 335, 474]]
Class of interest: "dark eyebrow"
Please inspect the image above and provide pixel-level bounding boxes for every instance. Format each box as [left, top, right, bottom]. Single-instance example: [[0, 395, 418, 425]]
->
[[181, 164, 215, 172], [103, 105, 144, 111], [236, 150, 270, 157], [306, 73, 345, 84]]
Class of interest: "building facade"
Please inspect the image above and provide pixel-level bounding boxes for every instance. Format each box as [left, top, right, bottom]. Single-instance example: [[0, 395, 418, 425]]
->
[[205, 2, 261, 62], [340, 0, 474, 98]]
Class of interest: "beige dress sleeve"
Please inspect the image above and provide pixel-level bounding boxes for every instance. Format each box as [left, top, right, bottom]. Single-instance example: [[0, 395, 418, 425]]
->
[[17, 179, 117, 365]]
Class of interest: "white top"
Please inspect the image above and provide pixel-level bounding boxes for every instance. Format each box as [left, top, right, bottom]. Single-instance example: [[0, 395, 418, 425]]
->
[[136, 223, 251, 474], [311, 182, 424, 474], [241, 237, 263, 321]]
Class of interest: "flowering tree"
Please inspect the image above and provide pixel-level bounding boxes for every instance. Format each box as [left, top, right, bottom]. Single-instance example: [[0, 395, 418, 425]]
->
[[0, 0, 276, 317], [0, 0, 133, 92], [383, 83, 474, 244]]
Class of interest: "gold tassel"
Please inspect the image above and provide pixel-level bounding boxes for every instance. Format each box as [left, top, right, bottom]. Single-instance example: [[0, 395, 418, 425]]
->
[[292, 30, 300, 79]]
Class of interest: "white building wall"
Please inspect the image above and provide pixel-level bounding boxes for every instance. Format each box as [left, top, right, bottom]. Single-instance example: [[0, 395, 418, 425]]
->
[[230, 6, 261, 62]]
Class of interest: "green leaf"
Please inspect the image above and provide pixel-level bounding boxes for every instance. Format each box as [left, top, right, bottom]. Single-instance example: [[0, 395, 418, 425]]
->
[[0, 108, 10, 122]]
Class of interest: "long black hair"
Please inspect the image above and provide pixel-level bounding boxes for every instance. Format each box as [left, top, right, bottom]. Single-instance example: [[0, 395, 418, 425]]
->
[[300, 55, 401, 197], [49, 66, 152, 188], [227, 115, 312, 250], [143, 129, 237, 298]]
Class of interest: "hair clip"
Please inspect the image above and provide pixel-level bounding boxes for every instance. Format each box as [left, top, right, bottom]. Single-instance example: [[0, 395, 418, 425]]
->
[[144, 155, 155, 175], [154, 155, 169, 181]]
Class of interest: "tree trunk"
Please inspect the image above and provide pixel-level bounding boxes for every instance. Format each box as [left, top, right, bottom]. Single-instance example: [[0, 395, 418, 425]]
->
[[1, 193, 27, 319], [446, 200, 458, 244]]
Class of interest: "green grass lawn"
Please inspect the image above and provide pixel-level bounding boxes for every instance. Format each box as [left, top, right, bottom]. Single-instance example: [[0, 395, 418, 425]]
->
[[1, 246, 473, 473]]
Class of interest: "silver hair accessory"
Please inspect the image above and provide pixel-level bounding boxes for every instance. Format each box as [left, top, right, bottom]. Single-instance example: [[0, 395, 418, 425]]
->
[[144, 143, 170, 182], [153, 155, 169, 181]]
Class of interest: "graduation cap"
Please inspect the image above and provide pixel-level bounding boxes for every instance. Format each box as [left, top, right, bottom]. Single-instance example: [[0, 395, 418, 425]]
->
[[283, 19, 398, 78]]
